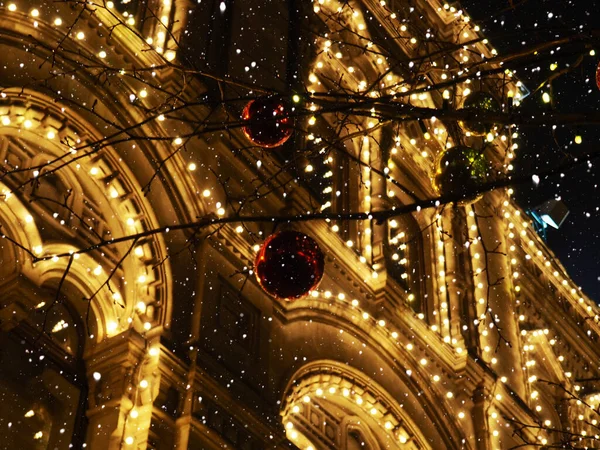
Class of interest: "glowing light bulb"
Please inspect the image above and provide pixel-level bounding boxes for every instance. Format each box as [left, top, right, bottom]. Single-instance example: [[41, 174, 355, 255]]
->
[[107, 321, 118, 333]]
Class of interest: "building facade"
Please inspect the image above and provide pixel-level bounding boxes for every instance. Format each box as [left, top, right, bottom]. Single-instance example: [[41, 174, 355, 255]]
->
[[0, 0, 599, 449]]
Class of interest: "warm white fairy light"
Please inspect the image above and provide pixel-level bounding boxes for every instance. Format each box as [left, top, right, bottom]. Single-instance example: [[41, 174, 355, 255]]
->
[[107, 321, 118, 334], [0, 1, 588, 446]]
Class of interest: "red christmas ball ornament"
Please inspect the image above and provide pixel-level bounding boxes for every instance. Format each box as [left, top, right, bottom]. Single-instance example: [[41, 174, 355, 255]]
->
[[242, 97, 293, 148], [254, 231, 325, 300], [596, 62, 600, 91]]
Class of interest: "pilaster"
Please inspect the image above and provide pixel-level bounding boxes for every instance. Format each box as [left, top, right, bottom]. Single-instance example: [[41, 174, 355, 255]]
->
[[474, 198, 525, 398], [472, 385, 492, 450], [85, 329, 160, 448], [441, 206, 471, 349]]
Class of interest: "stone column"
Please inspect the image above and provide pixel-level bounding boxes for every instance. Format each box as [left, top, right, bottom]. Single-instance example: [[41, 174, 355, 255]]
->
[[85, 329, 159, 448], [471, 385, 492, 450], [474, 198, 525, 398], [173, 349, 197, 449], [169, 0, 194, 52], [173, 244, 206, 448], [441, 206, 471, 348], [367, 130, 390, 295]]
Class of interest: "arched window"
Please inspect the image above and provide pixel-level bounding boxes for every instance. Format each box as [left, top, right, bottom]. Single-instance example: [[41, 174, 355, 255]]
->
[[0, 297, 88, 448], [380, 123, 435, 313], [384, 212, 425, 312]]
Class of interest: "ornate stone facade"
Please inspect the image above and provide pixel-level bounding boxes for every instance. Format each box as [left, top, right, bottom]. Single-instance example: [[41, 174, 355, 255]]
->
[[0, 0, 599, 449]]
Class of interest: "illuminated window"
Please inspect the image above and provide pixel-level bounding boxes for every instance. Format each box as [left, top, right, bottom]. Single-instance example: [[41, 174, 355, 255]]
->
[[385, 212, 425, 311]]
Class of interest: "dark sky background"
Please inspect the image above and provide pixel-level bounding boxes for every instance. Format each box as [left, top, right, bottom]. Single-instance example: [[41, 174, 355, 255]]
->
[[461, 0, 600, 301]]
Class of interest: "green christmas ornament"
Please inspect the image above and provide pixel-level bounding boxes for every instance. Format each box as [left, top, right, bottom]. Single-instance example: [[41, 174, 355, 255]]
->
[[433, 146, 489, 203], [458, 91, 500, 137]]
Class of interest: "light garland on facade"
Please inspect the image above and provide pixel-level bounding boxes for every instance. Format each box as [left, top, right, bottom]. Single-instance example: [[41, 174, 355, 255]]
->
[[1, 0, 599, 447], [0, 93, 170, 339], [282, 371, 420, 448]]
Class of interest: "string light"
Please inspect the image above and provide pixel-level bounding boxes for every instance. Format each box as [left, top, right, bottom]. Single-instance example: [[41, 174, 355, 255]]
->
[[0, 0, 594, 446]]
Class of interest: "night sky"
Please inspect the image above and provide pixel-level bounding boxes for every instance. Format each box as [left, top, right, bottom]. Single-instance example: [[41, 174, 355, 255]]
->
[[462, 0, 600, 301]]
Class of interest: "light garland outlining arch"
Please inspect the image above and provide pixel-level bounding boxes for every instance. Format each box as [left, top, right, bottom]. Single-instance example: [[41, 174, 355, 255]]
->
[[0, 0, 598, 447], [0, 187, 117, 341], [281, 360, 437, 449], [30, 243, 121, 341], [273, 284, 474, 440], [0, 183, 142, 342], [304, 0, 523, 304], [0, 88, 173, 340], [305, 0, 444, 288], [0, 0, 225, 230], [303, 7, 600, 443], [0, 180, 44, 277]]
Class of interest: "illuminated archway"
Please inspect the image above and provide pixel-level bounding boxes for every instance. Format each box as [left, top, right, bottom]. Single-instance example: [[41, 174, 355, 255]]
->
[[0, 88, 173, 341], [281, 361, 434, 450]]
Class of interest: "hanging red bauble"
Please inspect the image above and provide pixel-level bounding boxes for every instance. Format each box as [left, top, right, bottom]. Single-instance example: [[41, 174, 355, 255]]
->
[[254, 230, 324, 300], [242, 97, 293, 148], [596, 62, 600, 91]]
